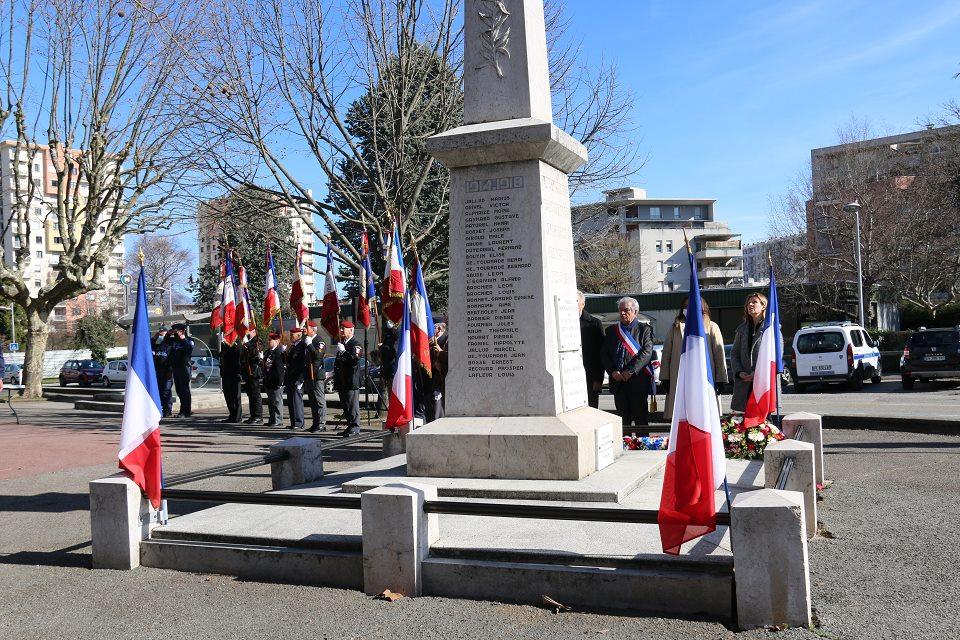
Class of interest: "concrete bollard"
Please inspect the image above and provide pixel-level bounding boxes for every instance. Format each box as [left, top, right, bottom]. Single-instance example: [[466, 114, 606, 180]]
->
[[764, 439, 817, 538], [782, 412, 825, 485], [383, 430, 407, 457], [269, 437, 324, 490], [361, 481, 439, 597], [89, 472, 158, 570], [731, 488, 812, 630]]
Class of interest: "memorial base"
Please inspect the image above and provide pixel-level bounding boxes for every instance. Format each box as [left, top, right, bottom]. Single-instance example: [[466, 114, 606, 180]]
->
[[405, 407, 622, 480]]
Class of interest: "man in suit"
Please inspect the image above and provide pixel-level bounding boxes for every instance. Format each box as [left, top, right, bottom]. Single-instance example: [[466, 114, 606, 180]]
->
[[578, 291, 605, 409], [262, 332, 285, 426], [220, 338, 243, 424], [303, 320, 327, 432], [167, 324, 194, 418], [152, 328, 174, 417], [284, 326, 306, 430], [333, 320, 362, 437], [240, 328, 264, 425], [601, 296, 654, 429]]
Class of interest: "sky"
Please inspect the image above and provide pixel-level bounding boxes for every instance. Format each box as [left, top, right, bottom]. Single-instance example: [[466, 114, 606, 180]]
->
[[564, 0, 960, 242]]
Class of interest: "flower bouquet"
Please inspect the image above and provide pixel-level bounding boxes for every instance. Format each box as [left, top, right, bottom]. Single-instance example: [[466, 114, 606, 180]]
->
[[720, 414, 784, 460], [623, 433, 669, 451]]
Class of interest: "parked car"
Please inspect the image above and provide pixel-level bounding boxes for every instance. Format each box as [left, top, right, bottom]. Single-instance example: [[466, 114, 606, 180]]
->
[[101, 360, 129, 387], [191, 356, 221, 385], [790, 322, 881, 392], [58, 359, 105, 387], [724, 344, 793, 391], [900, 326, 960, 390], [4, 363, 22, 385]]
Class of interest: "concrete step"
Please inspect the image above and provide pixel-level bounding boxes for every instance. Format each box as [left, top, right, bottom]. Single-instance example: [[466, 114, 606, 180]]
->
[[71, 391, 381, 414]]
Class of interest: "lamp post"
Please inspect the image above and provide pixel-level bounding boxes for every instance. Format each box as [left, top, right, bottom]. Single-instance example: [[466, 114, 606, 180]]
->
[[843, 200, 865, 327]]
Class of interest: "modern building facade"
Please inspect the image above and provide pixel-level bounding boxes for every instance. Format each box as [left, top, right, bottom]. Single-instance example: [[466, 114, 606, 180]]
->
[[573, 187, 743, 293], [743, 234, 805, 286], [0, 140, 127, 330]]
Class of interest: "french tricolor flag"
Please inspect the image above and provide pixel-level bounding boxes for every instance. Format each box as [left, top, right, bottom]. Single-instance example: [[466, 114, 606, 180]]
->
[[221, 255, 238, 346], [409, 254, 434, 376], [743, 262, 782, 428], [290, 243, 309, 326], [118, 268, 164, 508], [658, 249, 726, 555], [320, 241, 340, 339], [263, 244, 280, 327], [382, 224, 405, 324], [357, 232, 375, 329], [385, 251, 413, 431], [210, 260, 225, 331]]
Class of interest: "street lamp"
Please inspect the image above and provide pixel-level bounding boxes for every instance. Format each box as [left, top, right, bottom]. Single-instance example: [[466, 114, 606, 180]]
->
[[843, 200, 866, 327]]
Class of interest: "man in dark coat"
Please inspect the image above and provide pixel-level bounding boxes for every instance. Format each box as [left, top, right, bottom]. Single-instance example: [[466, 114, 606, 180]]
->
[[333, 320, 362, 437], [240, 328, 264, 425], [303, 321, 327, 432], [262, 332, 285, 426], [167, 324, 194, 418], [601, 297, 654, 429], [219, 338, 243, 424], [578, 291, 605, 409], [152, 328, 174, 417], [284, 326, 306, 430]]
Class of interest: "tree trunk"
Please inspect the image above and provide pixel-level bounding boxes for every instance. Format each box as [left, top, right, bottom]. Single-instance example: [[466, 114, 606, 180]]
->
[[21, 305, 51, 399]]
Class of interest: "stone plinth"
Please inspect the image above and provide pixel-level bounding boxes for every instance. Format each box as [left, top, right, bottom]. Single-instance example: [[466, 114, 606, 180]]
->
[[763, 439, 817, 538], [89, 472, 157, 569], [270, 437, 324, 490], [782, 412, 825, 484]]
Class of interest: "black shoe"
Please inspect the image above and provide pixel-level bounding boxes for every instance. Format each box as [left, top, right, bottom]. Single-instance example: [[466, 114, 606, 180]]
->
[[307, 424, 326, 432], [243, 417, 255, 425], [162, 411, 172, 418], [251, 418, 263, 425], [339, 427, 361, 438], [265, 420, 280, 427]]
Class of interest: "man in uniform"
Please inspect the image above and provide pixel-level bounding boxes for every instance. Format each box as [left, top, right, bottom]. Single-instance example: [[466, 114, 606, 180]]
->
[[333, 320, 362, 437], [601, 297, 654, 430], [578, 291, 605, 409], [263, 332, 285, 426], [152, 327, 174, 417], [284, 326, 306, 430], [167, 324, 194, 418], [220, 337, 243, 424], [303, 320, 327, 432], [241, 327, 264, 425]]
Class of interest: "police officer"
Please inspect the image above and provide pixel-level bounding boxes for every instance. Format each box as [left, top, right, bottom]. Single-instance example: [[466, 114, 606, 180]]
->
[[167, 324, 194, 418], [303, 320, 327, 432], [263, 332, 285, 426], [241, 327, 264, 425], [333, 320, 362, 437], [152, 327, 174, 417], [220, 337, 243, 424], [284, 326, 306, 430]]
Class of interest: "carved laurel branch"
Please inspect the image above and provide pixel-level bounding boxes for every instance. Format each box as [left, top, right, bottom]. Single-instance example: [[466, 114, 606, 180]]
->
[[475, 0, 511, 78]]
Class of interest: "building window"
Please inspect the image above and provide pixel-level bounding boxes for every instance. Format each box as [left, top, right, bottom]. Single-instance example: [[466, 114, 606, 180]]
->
[[666, 263, 675, 273], [693, 207, 705, 220], [35, 250, 42, 258], [54, 236, 62, 244], [669, 282, 677, 291], [35, 236, 42, 243], [99, 226, 105, 233], [666, 240, 673, 252], [659, 281, 665, 292], [655, 240, 662, 252], [34, 280, 41, 287], [51, 180, 59, 187], [657, 260, 664, 274], [649, 207, 661, 220], [673, 207, 680, 219]]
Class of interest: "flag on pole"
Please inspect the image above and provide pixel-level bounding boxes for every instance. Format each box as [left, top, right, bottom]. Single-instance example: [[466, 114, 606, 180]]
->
[[382, 223, 405, 324], [357, 231, 375, 329], [658, 247, 726, 555], [290, 243, 309, 326], [385, 250, 413, 430], [209, 260, 225, 331], [118, 267, 164, 508], [221, 255, 238, 346], [263, 243, 281, 327], [320, 241, 340, 340], [234, 263, 252, 339], [743, 261, 783, 428], [409, 253, 435, 376]]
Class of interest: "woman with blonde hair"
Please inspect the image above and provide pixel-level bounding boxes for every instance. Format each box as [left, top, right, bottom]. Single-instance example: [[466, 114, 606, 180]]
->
[[730, 292, 773, 413], [660, 297, 727, 422]]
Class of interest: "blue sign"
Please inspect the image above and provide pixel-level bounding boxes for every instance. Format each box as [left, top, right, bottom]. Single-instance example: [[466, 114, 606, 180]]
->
[[7, 342, 18, 352]]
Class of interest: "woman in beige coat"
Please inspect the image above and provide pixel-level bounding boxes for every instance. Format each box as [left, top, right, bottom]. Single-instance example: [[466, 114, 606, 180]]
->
[[660, 298, 728, 422]]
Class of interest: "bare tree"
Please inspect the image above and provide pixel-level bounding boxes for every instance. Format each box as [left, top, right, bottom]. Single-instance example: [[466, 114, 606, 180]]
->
[[125, 234, 193, 304], [0, 0, 208, 396]]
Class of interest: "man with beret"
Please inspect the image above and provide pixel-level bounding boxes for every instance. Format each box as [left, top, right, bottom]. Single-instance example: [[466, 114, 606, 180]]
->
[[303, 320, 327, 432], [167, 323, 194, 418], [333, 320, 362, 437], [263, 332, 285, 426], [240, 327, 264, 425], [284, 326, 307, 430], [219, 336, 243, 424]]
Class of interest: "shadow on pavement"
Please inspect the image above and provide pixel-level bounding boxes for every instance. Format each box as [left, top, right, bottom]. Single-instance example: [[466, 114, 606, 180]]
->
[[0, 541, 91, 569], [0, 491, 89, 513], [825, 441, 960, 450]]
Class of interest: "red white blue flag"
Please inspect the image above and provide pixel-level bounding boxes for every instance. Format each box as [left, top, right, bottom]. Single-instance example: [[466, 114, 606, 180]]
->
[[290, 243, 309, 326], [210, 260, 225, 331], [743, 263, 782, 427], [357, 232, 375, 329], [382, 224, 405, 324], [385, 250, 413, 430], [263, 243, 280, 327], [658, 249, 725, 555], [118, 267, 164, 508], [234, 263, 252, 339], [221, 255, 238, 346], [409, 254, 434, 376], [320, 241, 340, 340]]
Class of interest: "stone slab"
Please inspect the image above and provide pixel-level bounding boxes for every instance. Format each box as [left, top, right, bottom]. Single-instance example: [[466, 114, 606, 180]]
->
[[341, 450, 666, 502]]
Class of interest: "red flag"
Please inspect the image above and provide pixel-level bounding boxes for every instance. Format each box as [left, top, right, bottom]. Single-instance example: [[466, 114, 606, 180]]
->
[[357, 232, 374, 329], [209, 260, 225, 331], [409, 255, 434, 376], [221, 256, 238, 346], [289, 243, 309, 326], [382, 224, 405, 324], [320, 242, 340, 339], [234, 264, 252, 339]]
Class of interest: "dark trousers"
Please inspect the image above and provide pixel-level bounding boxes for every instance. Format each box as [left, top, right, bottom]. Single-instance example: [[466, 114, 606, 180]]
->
[[245, 378, 262, 420], [173, 368, 191, 416], [285, 380, 304, 429], [266, 387, 284, 424], [339, 388, 360, 430], [223, 375, 243, 421], [586, 376, 601, 409], [612, 376, 648, 428], [158, 374, 174, 415], [304, 377, 326, 428]]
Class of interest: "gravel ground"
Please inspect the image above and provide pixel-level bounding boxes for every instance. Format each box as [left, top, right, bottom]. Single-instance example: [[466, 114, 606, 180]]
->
[[1, 403, 959, 639]]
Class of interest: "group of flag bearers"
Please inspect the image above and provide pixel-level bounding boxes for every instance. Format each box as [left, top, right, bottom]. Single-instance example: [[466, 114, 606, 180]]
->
[[117, 229, 783, 557]]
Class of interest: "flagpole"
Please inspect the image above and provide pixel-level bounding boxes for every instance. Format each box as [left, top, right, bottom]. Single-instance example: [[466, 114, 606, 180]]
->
[[769, 251, 782, 429], [140, 247, 170, 525]]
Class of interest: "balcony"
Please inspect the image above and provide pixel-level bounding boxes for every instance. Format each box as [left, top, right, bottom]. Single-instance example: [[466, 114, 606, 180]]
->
[[695, 247, 742, 260], [698, 266, 742, 280]]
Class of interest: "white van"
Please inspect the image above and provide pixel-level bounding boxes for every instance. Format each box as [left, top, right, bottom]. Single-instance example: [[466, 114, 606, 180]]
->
[[790, 322, 881, 392]]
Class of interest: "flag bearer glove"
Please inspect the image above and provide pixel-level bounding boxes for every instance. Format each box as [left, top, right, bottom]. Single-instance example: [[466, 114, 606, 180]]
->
[[337, 343, 346, 353]]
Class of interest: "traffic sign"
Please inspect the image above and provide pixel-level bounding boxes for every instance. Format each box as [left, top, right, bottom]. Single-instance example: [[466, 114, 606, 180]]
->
[[119, 274, 132, 286], [7, 342, 18, 352]]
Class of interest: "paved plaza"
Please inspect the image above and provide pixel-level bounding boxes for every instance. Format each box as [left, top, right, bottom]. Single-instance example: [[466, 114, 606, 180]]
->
[[1, 397, 959, 639]]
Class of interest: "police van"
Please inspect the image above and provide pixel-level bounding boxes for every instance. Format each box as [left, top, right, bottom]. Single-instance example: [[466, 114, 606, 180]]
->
[[790, 322, 882, 392]]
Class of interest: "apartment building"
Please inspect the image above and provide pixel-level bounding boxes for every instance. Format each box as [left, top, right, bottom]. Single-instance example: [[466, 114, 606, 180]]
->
[[573, 187, 743, 293], [743, 234, 805, 285], [0, 140, 127, 329]]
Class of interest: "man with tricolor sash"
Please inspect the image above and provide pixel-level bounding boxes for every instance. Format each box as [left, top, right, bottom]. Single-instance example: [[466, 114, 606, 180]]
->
[[601, 296, 654, 429]]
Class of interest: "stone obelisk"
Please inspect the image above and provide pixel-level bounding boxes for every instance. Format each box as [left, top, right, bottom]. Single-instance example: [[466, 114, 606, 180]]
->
[[405, 0, 621, 480]]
